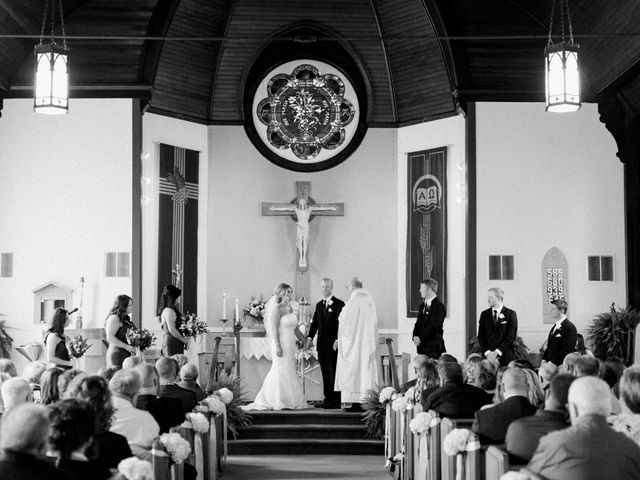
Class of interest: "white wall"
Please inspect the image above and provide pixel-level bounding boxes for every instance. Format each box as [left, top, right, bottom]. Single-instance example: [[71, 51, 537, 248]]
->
[[397, 116, 468, 361], [476, 102, 626, 352], [0, 98, 132, 370]]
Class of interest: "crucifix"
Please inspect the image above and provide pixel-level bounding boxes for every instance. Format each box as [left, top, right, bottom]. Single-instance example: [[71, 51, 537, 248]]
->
[[262, 181, 344, 301]]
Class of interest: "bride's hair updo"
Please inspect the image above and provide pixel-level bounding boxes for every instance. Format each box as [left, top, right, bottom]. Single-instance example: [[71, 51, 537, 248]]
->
[[274, 283, 293, 304]]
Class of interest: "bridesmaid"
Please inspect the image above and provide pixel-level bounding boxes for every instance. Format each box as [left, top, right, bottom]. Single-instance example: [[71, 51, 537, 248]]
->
[[105, 295, 136, 367], [158, 285, 188, 356], [44, 308, 73, 370]]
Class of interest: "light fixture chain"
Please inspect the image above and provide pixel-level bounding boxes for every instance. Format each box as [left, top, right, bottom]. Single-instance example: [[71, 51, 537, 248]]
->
[[38, 0, 50, 46], [565, 0, 575, 45], [58, 0, 67, 49], [560, 0, 565, 43], [547, 0, 556, 46], [50, 0, 55, 44]]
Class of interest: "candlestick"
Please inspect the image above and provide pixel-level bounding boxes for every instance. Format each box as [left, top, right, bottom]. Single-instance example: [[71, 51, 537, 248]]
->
[[222, 292, 227, 319], [235, 298, 240, 323]]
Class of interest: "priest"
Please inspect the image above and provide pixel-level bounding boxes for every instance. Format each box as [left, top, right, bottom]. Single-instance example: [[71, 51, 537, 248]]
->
[[334, 277, 379, 412]]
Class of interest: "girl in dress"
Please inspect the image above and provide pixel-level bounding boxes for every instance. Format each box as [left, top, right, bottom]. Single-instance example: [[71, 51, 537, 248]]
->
[[45, 308, 73, 370], [158, 285, 188, 356], [105, 295, 136, 367]]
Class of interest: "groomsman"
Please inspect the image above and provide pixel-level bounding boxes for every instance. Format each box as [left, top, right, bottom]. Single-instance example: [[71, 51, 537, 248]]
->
[[477, 288, 518, 366], [542, 299, 577, 366], [307, 278, 344, 409], [412, 278, 446, 359]]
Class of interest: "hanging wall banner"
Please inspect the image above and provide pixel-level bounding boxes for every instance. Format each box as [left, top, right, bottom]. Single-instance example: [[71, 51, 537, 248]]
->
[[158, 143, 199, 313], [406, 148, 447, 317]]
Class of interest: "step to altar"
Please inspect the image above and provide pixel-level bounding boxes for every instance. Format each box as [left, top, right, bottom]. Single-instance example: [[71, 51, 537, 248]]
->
[[229, 408, 384, 455]]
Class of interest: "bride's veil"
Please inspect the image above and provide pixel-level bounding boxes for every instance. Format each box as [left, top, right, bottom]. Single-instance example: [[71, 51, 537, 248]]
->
[[263, 295, 277, 340]]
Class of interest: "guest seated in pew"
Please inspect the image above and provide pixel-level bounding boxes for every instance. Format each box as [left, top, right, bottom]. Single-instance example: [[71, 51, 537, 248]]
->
[[604, 360, 624, 414], [423, 361, 492, 417], [538, 361, 558, 393], [505, 374, 574, 462], [464, 353, 483, 385], [22, 361, 47, 402], [177, 363, 206, 402], [522, 369, 545, 408], [97, 365, 119, 382], [122, 356, 142, 370], [108, 369, 160, 459], [1, 377, 33, 413], [0, 404, 73, 480], [39, 367, 63, 405], [609, 365, 640, 446], [437, 353, 458, 364], [561, 352, 580, 375], [522, 376, 640, 480], [156, 357, 197, 413], [171, 353, 189, 369], [135, 363, 185, 433], [57, 368, 85, 399], [475, 359, 499, 393], [77, 375, 132, 469], [574, 355, 603, 378], [0, 358, 17, 377], [472, 368, 537, 444], [47, 398, 112, 480], [401, 354, 429, 391]]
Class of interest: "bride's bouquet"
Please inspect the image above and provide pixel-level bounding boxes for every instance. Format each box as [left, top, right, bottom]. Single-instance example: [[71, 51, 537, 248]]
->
[[178, 313, 208, 338], [243, 296, 266, 320], [66, 335, 92, 358]]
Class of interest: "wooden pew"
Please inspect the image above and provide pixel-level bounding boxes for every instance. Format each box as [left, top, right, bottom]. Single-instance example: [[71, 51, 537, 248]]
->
[[485, 445, 527, 480], [151, 438, 185, 480], [440, 418, 479, 480]]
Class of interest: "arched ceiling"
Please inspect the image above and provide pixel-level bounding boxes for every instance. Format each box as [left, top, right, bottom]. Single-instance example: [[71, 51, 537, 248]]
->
[[2, 0, 640, 126]]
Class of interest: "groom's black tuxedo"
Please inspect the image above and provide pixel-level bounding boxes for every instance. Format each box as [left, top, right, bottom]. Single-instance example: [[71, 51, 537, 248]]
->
[[308, 295, 345, 406], [478, 306, 518, 366], [412, 296, 446, 358], [542, 318, 577, 366]]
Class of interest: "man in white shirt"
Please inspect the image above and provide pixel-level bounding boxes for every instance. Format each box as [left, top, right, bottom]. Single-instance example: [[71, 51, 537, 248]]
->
[[109, 369, 159, 459]]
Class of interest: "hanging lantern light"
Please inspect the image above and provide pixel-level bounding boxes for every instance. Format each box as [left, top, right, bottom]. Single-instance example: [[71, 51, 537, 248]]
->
[[545, 0, 580, 113], [34, 0, 69, 115]]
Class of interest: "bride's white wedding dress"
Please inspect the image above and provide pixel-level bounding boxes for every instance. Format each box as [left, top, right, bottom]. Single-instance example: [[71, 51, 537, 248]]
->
[[243, 298, 307, 410]]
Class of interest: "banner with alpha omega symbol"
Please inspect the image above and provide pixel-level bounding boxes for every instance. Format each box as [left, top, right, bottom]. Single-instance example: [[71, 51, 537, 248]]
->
[[158, 143, 199, 314], [406, 147, 447, 317]]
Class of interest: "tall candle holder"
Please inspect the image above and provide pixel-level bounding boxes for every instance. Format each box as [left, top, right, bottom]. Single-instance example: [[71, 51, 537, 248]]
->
[[220, 317, 229, 337]]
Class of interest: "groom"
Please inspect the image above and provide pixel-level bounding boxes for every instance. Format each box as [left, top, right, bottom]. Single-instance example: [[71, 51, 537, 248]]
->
[[306, 278, 344, 409]]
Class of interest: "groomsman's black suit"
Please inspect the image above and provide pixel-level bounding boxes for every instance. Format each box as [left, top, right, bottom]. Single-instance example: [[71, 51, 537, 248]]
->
[[412, 296, 446, 358], [542, 318, 577, 366], [478, 306, 518, 366], [308, 295, 345, 406]]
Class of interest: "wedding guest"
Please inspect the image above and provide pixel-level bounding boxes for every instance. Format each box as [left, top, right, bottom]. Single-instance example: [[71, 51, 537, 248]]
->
[[538, 361, 559, 392], [108, 369, 159, 459], [477, 288, 518, 366], [62, 373, 88, 399], [609, 366, 640, 445], [476, 359, 499, 392], [57, 369, 85, 399], [158, 285, 188, 357], [156, 357, 196, 413], [415, 360, 439, 403], [576, 333, 594, 356], [177, 363, 206, 402], [77, 375, 132, 470], [472, 368, 537, 444], [575, 355, 603, 378], [493, 366, 508, 404], [464, 353, 483, 385], [0, 404, 72, 480], [604, 361, 623, 414], [39, 367, 63, 405], [134, 363, 184, 433], [22, 361, 47, 402], [523, 368, 545, 408], [437, 353, 458, 365], [605, 357, 625, 396], [105, 294, 136, 368], [412, 278, 446, 359], [44, 308, 73, 370], [523, 377, 640, 480], [1, 378, 32, 413], [47, 399, 111, 480], [122, 356, 142, 370], [0, 358, 18, 377], [0, 372, 11, 412], [171, 353, 189, 369], [541, 299, 577, 366], [561, 352, 581, 375], [506, 374, 574, 462], [424, 361, 492, 417], [401, 354, 430, 391], [97, 365, 119, 382]]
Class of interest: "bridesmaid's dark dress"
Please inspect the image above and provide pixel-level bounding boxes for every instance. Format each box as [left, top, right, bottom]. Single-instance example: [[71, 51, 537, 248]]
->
[[161, 308, 185, 356], [45, 332, 72, 370], [107, 318, 132, 367]]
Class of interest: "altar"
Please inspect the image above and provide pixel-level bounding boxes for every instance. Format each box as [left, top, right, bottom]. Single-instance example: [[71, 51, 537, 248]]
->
[[186, 327, 323, 401]]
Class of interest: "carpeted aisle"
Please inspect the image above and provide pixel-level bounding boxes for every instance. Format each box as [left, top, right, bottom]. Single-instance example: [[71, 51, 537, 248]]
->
[[222, 454, 389, 479]]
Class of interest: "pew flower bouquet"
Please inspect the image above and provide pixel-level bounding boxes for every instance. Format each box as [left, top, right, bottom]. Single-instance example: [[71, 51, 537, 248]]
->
[[183, 412, 210, 434], [443, 428, 480, 456], [159, 432, 191, 464], [391, 395, 409, 413], [126, 329, 156, 351], [409, 410, 440, 435], [179, 313, 208, 338], [379, 386, 396, 403], [117, 457, 153, 480], [202, 394, 226, 415], [217, 387, 234, 404], [66, 335, 92, 358]]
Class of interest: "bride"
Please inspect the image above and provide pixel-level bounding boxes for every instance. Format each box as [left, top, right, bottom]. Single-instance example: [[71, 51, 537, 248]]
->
[[243, 283, 307, 410]]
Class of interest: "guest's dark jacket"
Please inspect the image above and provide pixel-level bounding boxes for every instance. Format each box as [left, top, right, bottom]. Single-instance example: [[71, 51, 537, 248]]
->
[[0, 450, 75, 480], [51, 458, 111, 480], [505, 409, 569, 462], [472, 395, 538, 444], [477, 306, 518, 365], [136, 394, 185, 433], [527, 414, 640, 480], [308, 296, 345, 352], [542, 318, 578, 366], [159, 383, 197, 413], [177, 380, 206, 402], [85, 430, 132, 470], [412, 296, 446, 357], [424, 381, 492, 418]]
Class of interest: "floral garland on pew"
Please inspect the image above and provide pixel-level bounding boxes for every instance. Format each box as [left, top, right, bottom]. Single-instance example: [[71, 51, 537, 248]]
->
[[117, 457, 153, 480], [205, 373, 252, 438], [443, 428, 481, 480], [409, 409, 440, 459]]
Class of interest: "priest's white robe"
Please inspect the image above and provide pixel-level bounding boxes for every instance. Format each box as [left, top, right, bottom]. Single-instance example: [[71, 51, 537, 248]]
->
[[334, 288, 379, 403]]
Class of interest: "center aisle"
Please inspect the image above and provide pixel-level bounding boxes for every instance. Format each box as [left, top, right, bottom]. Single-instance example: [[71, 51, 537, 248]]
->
[[221, 455, 389, 480]]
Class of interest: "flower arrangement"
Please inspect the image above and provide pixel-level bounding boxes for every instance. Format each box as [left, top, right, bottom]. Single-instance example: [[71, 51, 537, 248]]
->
[[379, 386, 396, 404], [117, 457, 153, 480], [409, 410, 440, 435], [126, 328, 156, 351], [362, 384, 392, 440], [202, 394, 226, 415], [178, 313, 208, 338], [66, 335, 92, 358], [243, 296, 266, 320], [183, 412, 210, 434], [443, 428, 480, 456], [206, 372, 252, 438], [159, 432, 191, 464], [391, 395, 409, 413], [217, 387, 233, 404]]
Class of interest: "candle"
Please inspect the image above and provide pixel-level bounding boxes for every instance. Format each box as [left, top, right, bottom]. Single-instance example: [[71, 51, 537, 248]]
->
[[235, 298, 239, 321], [223, 292, 227, 319]]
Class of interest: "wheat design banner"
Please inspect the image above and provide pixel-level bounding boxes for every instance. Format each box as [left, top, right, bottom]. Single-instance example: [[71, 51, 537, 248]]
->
[[158, 143, 199, 313], [406, 148, 447, 317]]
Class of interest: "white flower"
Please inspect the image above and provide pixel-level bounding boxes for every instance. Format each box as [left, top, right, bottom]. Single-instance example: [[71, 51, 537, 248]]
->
[[203, 394, 226, 415], [118, 457, 153, 480], [159, 432, 191, 464], [379, 386, 396, 403], [217, 387, 234, 404], [409, 410, 439, 435], [405, 386, 416, 402], [391, 395, 409, 413], [499, 313, 505, 319], [326, 299, 333, 306], [443, 428, 473, 456], [185, 412, 210, 433], [195, 404, 210, 413]]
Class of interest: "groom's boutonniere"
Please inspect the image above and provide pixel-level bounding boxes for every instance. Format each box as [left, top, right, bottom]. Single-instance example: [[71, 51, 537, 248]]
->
[[498, 313, 505, 320], [326, 299, 333, 312]]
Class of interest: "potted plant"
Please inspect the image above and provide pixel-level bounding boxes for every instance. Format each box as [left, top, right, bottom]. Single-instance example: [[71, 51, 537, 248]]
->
[[0, 315, 13, 359], [587, 303, 640, 365]]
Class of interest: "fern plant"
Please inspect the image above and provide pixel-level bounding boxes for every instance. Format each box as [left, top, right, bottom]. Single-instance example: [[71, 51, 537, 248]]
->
[[362, 383, 391, 440], [208, 372, 252, 438], [0, 317, 13, 359], [587, 303, 640, 365]]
